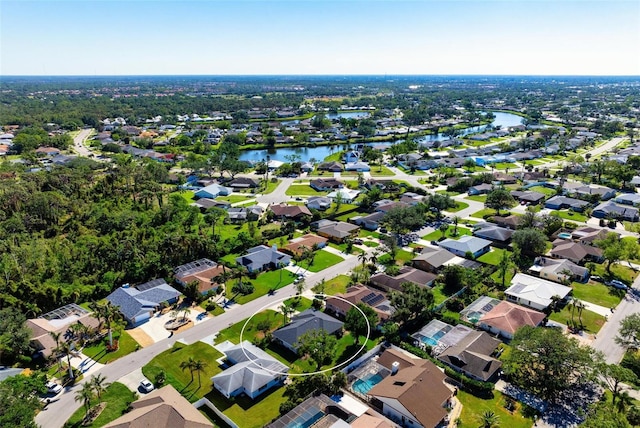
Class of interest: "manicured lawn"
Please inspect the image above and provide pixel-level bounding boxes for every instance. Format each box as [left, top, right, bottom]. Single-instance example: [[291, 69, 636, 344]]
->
[[233, 270, 296, 304], [379, 249, 415, 265], [205, 385, 286, 428], [359, 229, 382, 239], [302, 250, 344, 272], [313, 275, 350, 295], [477, 248, 510, 266], [549, 306, 606, 333], [171, 190, 195, 204], [142, 342, 224, 402], [470, 208, 498, 219], [422, 225, 472, 241], [284, 297, 314, 313], [492, 162, 518, 171], [571, 281, 624, 308], [215, 310, 282, 345], [465, 194, 487, 203], [368, 166, 395, 176], [328, 241, 363, 255], [430, 283, 450, 306], [550, 210, 588, 222], [363, 241, 379, 247], [446, 201, 469, 212], [64, 382, 136, 428], [216, 195, 255, 204], [457, 390, 536, 428], [490, 269, 515, 287], [285, 184, 328, 196], [82, 331, 139, 364], [527, 185, 556, 196], [262, 179, 281, 194], [592, 263, 638, 284]]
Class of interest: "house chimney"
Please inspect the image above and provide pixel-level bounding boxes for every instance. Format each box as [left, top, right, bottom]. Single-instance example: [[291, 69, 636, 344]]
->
[[391, 361, 400, 375]]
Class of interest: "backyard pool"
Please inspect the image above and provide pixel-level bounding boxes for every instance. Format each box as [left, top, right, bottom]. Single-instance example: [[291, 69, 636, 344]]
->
[[352, 373, 384, 395], [558, 232, 572, 239]]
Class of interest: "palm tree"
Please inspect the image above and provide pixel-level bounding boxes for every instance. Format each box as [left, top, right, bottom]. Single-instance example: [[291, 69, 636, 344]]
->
[[91, 374, 110, 399], [180, 357, 197, 384], [49, 331, 63, 370], [452, 216, 460, 236], [192, 359, 208, 389], [358, 252, 369, 267], [75, 382, 95, 420], [481, 410, 500, 428], [575, 299, 586, 328], [295, 278, 306, 296], [90, 301, 122, 348], [280, 303, 292, 325], [59, 340, 75, 380]]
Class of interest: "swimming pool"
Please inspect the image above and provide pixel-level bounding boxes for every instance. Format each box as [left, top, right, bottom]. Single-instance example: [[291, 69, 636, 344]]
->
[[352, 373, 384, 395], [558, 232, 572, 239]]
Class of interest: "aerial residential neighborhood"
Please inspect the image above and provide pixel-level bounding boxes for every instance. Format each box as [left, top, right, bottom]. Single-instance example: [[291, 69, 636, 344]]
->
[[1, 72, 640, 428]]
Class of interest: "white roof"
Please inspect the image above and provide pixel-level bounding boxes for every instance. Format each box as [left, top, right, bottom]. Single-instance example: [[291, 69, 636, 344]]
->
[[505, 273, 572, 307]]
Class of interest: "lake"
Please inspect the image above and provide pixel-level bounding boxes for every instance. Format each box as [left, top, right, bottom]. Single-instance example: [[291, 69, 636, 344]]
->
[[238, 111, 523, 163]]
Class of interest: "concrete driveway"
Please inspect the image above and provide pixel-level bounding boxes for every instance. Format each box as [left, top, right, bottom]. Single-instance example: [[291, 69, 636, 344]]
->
[[118, 368, 146, 394], [130, 307, 210, 345]]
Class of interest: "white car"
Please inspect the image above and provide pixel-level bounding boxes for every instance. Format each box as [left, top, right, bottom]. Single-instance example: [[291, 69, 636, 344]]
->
[[46, 380, 63, 395], [139, 379, 155, 393]]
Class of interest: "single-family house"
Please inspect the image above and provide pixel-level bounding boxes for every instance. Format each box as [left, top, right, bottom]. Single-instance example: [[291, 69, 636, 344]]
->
[[493, 172, 517, 184], [615, 193, 640, 207], [345, 162, 371, 172], [544, 195, 590, 212], [468, 183, 493, 195], [370, 267, 437, 293], [272, 309, 343, 353], [317, 161, 343, 172], [572, 185, 616, 201], [316, 221, 360, 242], [472, 224, 513, 245], [35, 146, 61, 156], [478, 301, 546, 339], [235, 245, 291, 273], [351, 211, 386, 230], [194, 183, 232, 199], [436, 331, 503, 382], [226, 177, 259, 189], [491, 214, 522, 230], [26, 304, 100, 358], [103, 385, 213, 428], [369, 348, 454, 428], [270, 203, 312, 220], [505, 273, 572, 311], [106, 279, 181, 326], [191, 198, 231, 212], [327, 188, 360, 203], [267, 394, 360, 428], [226, 205, 262, 223], [305, 196, 332, 211], [510, 190, 546, 205], [310, 178, 343, 191], [282, 234, 327, 257], [212, 341, 288, 400], [549, 241, 604, 264], [326, 285, 393, 324], [411, 247, 481, 273], [344, 151, 360, 163], [173, 259, 225, 295], [592, 201, 639, 221], [570, 226, 610, 245], [528, 256, 589, 283], [437, 235, 492, 259]]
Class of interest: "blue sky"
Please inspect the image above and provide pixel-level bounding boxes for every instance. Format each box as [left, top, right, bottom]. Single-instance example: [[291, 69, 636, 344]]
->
[[1, 0, 639, 75]]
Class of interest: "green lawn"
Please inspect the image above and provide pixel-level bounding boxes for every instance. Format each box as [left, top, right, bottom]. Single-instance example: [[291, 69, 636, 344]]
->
[[369, 166, 396, 176], [527, 185, 556, 196], [359, 229, 382, 239], [492, 162, 518, 171], [312, 275, 350, 295], [285, 184, 328, 196], [470, 208, 498, 219], [233, 270, 296, 304], [550, 210, 588, 222], [549, 306, 605, 333], [592, 263, 638, 284], [64, 382, 136, 428], [379, 249, 415, 265], [571, 281, 624, 308], [457, 390, 536, 428], [284, 297, 314, 313], [142, 342, 224, 402], [446, 201, 470, 212], [465, 194, 487, 203], [171, 190, 195, 204], [490, 269, 515, 287], [216, 195, 255, 204], [422, 225, 472, 241], [215, 310, 282, 345], [205, 385, 286, 428], [262, 179, 281, 194], [82, 331, 139, 364], [477, 248, 510, 266], [430, 283, 452, 306], [302, 250, 344, 273]]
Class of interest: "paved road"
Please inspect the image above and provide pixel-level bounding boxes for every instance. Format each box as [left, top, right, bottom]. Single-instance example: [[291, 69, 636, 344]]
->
[[256, 177, 295, 204], [36, 246, 373, 428], [71, 128, 94, 157]]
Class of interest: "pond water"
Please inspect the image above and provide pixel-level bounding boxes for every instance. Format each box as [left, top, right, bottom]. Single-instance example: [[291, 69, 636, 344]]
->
[[238, 111, 523, 163]]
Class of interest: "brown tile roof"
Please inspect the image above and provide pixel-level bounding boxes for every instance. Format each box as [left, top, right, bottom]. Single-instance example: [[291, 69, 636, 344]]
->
[[436, 331, 502, 381], [283, 234, 328, 256], [27, 314, 101, 357], [270, 203, 312, 218], [103, 385, 212, 428], [370, 349, 451, 428], [325, 285, 391, 322], [479, 301, 546, 336], [370, 267, 436, 293], [351, 413, 395, 428], [176, 265, 225, 294], [550, 241, 603, 262]]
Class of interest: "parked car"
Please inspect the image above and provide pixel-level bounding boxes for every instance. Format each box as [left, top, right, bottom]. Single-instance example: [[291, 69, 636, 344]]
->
[[140, 378, 155, 393], [590, 275, 603, 283], [605, 279, 628, 290], [46, 381, 62, 395], [352, 239, 363, 245]]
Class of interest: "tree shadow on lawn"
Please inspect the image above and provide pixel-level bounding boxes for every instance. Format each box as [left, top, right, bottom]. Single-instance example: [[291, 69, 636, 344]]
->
[[204, 383, 282, 412], [335, 342, 367, 367], [266, 342, 299, 364]]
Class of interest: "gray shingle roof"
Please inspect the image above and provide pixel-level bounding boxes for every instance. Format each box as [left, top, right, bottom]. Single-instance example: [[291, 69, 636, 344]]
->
[[272, 309, 343, 351]]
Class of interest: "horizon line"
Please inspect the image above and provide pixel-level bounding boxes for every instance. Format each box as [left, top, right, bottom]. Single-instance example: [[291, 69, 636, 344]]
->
[[2, 73, 640, 78]]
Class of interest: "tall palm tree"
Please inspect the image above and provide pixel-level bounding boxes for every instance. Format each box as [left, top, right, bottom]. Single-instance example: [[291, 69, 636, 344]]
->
[[358, 252, 368, 267], [481, 410, 500, 428], [59, 340, 75, 380], [192, 359, 208, 389], [452, 216, 460, 236], [91, 374, 110, 399], [49, 331, 63, 370], [575, 299, 586, 328], [75, 382, 95, 420], [180, 357, 196, 383]]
